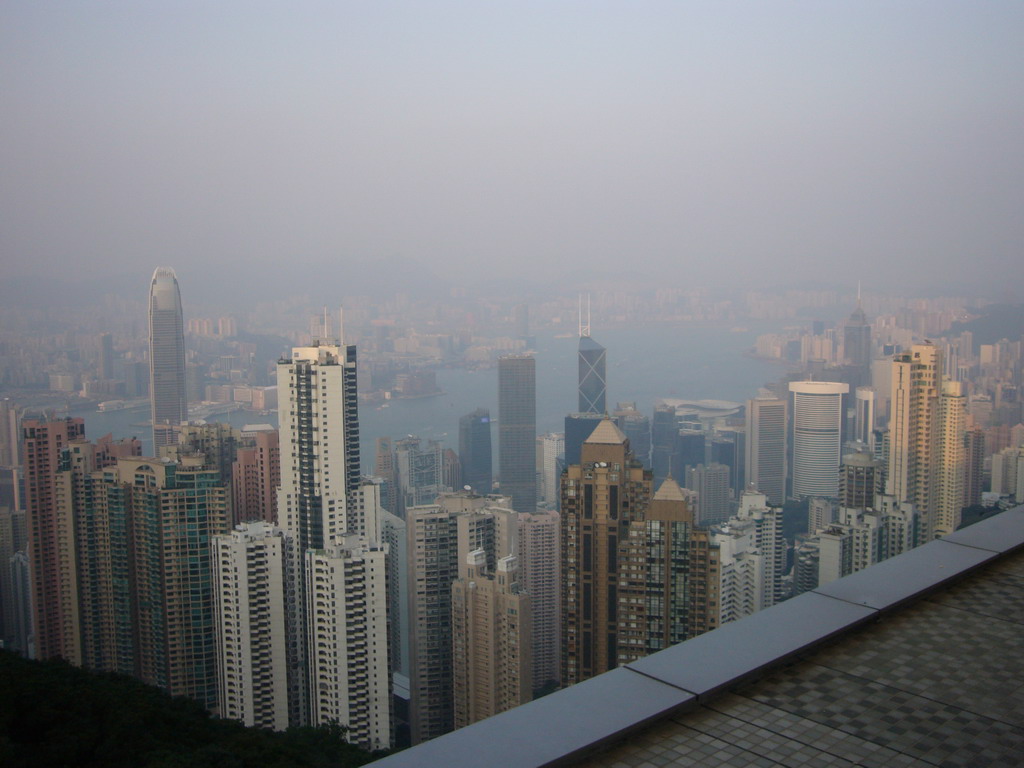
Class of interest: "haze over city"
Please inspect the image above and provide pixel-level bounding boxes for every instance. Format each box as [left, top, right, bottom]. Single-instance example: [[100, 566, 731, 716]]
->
[[3, 1, 1023, 304]]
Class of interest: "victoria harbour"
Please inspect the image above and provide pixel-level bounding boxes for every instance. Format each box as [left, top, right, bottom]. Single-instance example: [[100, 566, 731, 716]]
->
[[74, 321, 788, 464]]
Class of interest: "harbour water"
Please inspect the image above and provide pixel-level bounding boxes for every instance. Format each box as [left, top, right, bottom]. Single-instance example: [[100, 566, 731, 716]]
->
[[74, 321, 789, 467]]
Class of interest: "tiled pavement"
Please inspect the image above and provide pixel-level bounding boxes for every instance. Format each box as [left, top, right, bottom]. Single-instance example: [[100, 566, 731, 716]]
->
[[589, 550, 1024, 767]]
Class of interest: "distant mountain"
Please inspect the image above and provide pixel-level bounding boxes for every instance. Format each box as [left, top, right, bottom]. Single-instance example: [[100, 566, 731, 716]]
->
[[949, 304, 1024, 346]]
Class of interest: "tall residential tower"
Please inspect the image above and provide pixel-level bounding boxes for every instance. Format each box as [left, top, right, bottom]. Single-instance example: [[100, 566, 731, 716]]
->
[[275, 343, 391, 746]]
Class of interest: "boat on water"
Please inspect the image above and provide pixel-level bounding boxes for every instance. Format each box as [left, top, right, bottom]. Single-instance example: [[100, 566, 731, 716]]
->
[[98, 399, 148, 412]]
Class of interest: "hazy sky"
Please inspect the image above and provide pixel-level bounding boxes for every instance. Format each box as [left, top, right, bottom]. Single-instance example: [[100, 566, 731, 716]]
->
[[3, 2, 1022, 300]]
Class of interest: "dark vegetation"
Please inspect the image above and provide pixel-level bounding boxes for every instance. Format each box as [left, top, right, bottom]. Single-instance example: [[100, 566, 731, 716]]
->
[[0, 650, 382, 768]]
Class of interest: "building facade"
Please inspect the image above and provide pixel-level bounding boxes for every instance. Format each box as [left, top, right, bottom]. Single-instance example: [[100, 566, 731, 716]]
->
[[561, 420, 716, 687], [407, 492, 515, 743], [517, 509, 560, 692], [214, 521, 288, 730], [710, 491, 786, 624], [789, 381, 849, 498], [560, 419, 650, 686], [498, 355, 536, 513], [231, 429, 280, 525], [744, 395, 787, 505], [22, 417, 86, 662], [578, 335, 607, 415], [887, 344, 966, 539], [458, 408, 492, 495], [306, 536, 391, 751], [451, 552, 532, 729], [148, 267, 188, 448], [275, 342, 390, 740]]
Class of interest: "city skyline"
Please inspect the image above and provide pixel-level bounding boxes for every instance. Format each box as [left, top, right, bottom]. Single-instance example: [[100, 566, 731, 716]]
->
[[4, 3, 1024, 763], [4, 264, 1023, 762]]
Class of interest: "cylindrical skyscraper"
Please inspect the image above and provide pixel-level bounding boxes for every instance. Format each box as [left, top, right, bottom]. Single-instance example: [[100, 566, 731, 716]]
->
[[789, 381, 849, 498], [148, 267, 187, 448]]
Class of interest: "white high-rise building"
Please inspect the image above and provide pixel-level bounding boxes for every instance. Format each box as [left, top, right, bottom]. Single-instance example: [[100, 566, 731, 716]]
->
[[710, 491, 785, 625], [817, 495, 919, 586], [306, 536, 391, 751], [992, 446, 1024, 501], [854, 386, 876, 450], [934, 380, 966, 537], [537, 432, 564, 506], [887, 344, 966, 539], [214, 521, 288, 730], [789, 381, 849, 498], [275, 343, 390, 743], [745, 394, 787, 505]]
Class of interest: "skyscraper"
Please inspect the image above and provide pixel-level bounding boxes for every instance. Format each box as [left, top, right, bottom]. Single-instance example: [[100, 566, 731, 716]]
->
[[578, 337, 607, 415], [0, 507, 28, 654], [517, 509, 560, 692], [789, 381, 849, 498], [498, 355, 536, 513], [853, 386, 876, 450], [120, 456, 229, 709], [613, 403, 651, 469], [560, 420, 715, 685], [407, 492, 514, 743], [41, 450, 228, 705], [451, 552, 532, 729], [306, 536, 391, 750], [230, 428, 280, 525], [651, 403, 678, 485], [887, 344, 965, 539], [842, 292, 872, 387], [99, 331, 114, 380], [537, 432, 564, 506], [395, 436, 448, 514], [616, 476, 716, 663], [214, 521, 288, 730], [148, 267, 188, 448], [709, 491, 786, 621], [744, 394, 787, 505], [561, 419, 651, 685], [685, 462, 731, 526], [933, 380, 966, 537], [458, 408, 492, 494], [887, 344, 940, 513], [577, 294, 606, 414], [23, 417, 86, 662], [276, 342, 389, 736], [839, 451, 883, 510]]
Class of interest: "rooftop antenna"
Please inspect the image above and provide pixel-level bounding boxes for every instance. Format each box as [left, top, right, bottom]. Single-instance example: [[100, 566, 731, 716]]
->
[[579, 293, 591, 338], [338, 306, 346, 346], [857, 280, 862, 308]]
